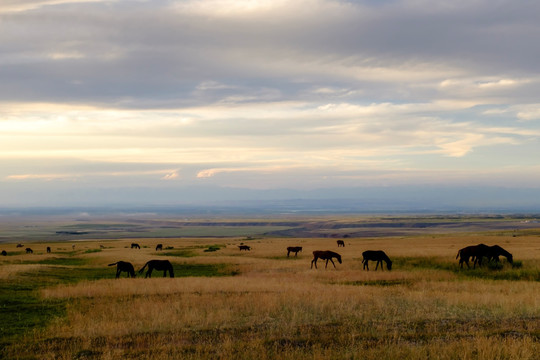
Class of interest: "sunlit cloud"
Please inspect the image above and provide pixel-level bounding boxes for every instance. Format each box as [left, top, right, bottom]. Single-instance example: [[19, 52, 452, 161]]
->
[[5, 169, 181, 181]]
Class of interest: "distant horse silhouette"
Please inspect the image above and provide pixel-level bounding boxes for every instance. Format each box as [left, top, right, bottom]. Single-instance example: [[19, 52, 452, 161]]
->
[[108, 261, 136, 278], [16, 244, 24, 248], [100, 245, 105, 249], [46, 246, 51, 253], [287, 246, 302, 257], [486, 245, 513, 265], [156, 244, 163, 251], [311, 250, 342, 269], [362, 250, 392, 271], [238, 245, 251, 251], [456, 244, 490, 268], [131, 243, 141, 249], [337, 240, 345, 247], [25, 248, 33, 254], [1, 250, 6, 256], [138, 260, 174, 278]]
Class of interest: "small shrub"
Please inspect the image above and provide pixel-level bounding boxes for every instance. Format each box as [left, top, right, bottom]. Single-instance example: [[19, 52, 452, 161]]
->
[[204, 245, 221, 252], [512, 260, 523, 269]]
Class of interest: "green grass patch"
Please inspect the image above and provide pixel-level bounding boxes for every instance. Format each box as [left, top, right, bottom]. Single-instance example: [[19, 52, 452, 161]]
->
[[458, 267, 540, 281], [0, 265, 114, 351], [393, 256, 455, 271], [35, 257, 89, 266], [83, 249, 102, 254], [158, 250, 197, 257], [173, 263, 239, 277]]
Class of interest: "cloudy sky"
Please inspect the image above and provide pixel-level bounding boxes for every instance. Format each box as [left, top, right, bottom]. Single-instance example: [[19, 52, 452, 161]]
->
[[2, 0, 540, 207]]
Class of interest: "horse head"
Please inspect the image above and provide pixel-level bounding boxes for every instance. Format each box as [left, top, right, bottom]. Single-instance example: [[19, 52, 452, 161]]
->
[[387, 260, 393, 270], [336, 254, 342, 264]]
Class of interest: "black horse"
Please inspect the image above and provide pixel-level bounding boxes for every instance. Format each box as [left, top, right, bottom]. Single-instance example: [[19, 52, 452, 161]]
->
[[46, 246, 51, 253], [311, 250, 342, 269], [1, 250, 6, 256], [337, 240, 345, 247], [138, 260, 174, 278], [456, 244, 490, 269], [25, 248, 33, 254], [287, 246, 302, 257], [362, 250, 392, 271], [131, 243, 141, 249], [108, 261, 136, 278], [238, 245, 251, 251], [486, 245, 513, 265], [155, 244, 163, 251]]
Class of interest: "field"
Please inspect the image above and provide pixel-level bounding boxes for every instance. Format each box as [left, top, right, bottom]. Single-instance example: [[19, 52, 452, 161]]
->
[[1, 215, 539, 359]]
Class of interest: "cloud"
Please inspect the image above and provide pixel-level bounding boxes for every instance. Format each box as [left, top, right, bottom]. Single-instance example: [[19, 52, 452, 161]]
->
[[1, 0, 540, 199]]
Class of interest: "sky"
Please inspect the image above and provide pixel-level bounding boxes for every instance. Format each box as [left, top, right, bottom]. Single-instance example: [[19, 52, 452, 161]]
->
[[1, 0, 540, 208]]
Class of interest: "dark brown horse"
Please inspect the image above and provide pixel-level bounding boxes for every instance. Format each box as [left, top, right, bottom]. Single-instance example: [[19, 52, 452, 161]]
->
[[456, 244, 490, 268], [155, 244, 163, 251], [486, 245, 513, 265], [1, 250, 6, 256], [362, 250, 392, 271], [108, 261, 136, 278], [311, 250, 342, 269], [337, 240, 345, 247], [46, 246, 51, 253], [238, 245, 251, 251], [131, 243, 141, 249], [25, 248, 33, 254], [287, 246, 302, 257], [138, 259, 174, 278]]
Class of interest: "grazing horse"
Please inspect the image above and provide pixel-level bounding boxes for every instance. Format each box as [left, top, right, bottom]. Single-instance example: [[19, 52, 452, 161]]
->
[[238, 245, 251, 251], [138, 259, 174, 278], [25, 248, 33, 254], [131, 243, 141, 249], [16, 244, 24, 248], [311, 250, 342, 269], [108, 261, 136, 278], [100, 245, 105, 249], [337, 240, 345, 247], [1, 250, 7, 256], [486, 245, 513, 265], [46, 246, 51, 253], [456, 244, 490, 268], [362, 250, 392, 271], [155, 244, 163, 251], [287, 246, 302, 257]]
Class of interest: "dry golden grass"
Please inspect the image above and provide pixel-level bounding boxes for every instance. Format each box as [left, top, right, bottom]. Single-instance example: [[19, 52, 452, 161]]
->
[[2, 232, 539, 359]]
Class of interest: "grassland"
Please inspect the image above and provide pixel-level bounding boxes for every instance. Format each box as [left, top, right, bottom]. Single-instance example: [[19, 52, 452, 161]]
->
[[1, 222, 539, 359]]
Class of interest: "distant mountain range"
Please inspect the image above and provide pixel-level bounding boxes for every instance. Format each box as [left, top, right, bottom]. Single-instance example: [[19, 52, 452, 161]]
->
[[1, 184, 540, 215]]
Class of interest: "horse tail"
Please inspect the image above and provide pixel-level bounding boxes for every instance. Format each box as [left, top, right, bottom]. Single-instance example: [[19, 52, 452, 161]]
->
[[138, 262, 149, 274], [456, 250, 461, 259], [108, 262, 119, 266]]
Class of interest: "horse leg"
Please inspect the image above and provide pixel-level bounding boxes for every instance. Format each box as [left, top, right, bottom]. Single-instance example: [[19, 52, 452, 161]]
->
[[146, 268, 153, 278], [311, 258, 317, 269], [375, 261, 379, 271], [116, 269, 120, 278], [325, 259, 329, 269], [329, 259, 336, 269]]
